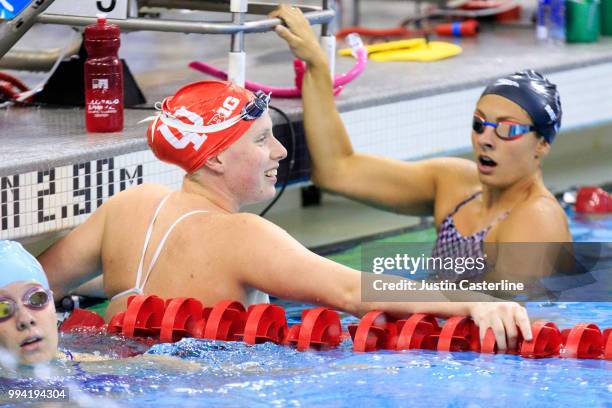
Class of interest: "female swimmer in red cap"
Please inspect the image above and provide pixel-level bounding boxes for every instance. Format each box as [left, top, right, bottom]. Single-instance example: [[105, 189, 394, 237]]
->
[[39, 80, 532, 351], [271, 5, 570, 284]]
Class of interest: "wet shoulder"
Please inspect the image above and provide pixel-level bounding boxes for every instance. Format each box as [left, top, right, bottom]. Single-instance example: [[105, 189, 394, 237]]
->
[[198, 212, 280, 237], [497, 196, 570, 242], [189, 212, 289, 246], [104, 183, 172, 211], [175, 212, 288, 264]]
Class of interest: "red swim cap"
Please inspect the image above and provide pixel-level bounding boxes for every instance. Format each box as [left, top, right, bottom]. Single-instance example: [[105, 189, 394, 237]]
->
[[147, 81, 257, 174]]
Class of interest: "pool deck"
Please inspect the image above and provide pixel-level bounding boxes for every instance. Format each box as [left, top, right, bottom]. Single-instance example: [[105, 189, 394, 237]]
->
[[2, 19, 612, 177], [2, 7, 612, 242]]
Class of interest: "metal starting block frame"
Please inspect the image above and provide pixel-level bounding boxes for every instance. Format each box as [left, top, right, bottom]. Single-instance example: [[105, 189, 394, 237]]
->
[[0, 0, 337, 85]]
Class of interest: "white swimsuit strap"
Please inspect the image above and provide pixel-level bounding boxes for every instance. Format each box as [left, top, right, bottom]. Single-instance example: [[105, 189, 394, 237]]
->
[[110, 194, 172, 302], [136, 209, 208, 293], [134, 194, 173, 291]]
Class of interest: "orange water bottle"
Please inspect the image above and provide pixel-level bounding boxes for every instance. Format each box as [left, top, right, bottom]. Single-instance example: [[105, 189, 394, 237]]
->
[[84, 16, 124, 132]]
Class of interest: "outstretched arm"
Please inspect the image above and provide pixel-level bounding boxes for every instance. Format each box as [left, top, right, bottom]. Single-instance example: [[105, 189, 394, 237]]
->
[[229, 213, 532, 351]]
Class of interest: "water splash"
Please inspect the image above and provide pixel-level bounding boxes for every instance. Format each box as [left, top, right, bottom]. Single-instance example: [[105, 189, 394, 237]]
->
[[0, 344, 119, 407]]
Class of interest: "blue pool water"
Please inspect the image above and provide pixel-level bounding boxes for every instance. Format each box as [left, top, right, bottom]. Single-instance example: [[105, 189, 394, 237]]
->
[[0, 212, 610, 408]]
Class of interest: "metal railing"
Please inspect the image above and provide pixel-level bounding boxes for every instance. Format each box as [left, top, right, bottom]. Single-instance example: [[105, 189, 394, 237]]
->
[[1, 0, 336, 85]]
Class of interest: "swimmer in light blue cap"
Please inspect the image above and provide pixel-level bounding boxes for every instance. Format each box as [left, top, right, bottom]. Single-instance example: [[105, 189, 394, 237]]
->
[[0, 240, 58, 364], [0, 240, 50, 289], [0, 242, 205, 367]]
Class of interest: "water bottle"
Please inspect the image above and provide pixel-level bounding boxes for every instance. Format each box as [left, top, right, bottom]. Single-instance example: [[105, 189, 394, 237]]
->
[[549, 0, 567, 43], [84, 16, 124, 133], [536, 0, 551, 40]]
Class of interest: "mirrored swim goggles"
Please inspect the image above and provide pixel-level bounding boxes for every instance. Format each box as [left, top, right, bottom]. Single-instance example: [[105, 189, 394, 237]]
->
[[472, 114, 537, 140], [0, 286, 53, 322], [141, 90, 271, 135]]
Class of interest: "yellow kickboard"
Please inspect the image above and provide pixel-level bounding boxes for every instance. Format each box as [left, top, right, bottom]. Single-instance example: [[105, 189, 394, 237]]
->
[[370, 41, 462, 61], [338, 38, 426, 56], [339, 38, 462, 62]]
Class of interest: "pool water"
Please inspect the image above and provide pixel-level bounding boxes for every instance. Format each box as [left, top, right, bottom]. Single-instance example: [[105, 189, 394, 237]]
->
[[0, 212, 610, 408]]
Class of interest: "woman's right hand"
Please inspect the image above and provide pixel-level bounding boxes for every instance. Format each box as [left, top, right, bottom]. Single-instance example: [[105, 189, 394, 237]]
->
[[468, 301, 533, 351], [269, 4, 328, 67]]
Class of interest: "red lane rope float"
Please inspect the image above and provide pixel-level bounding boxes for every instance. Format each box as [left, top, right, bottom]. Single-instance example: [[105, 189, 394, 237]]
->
[[395, 313, 440, 350], [561, 323, 604, 359], [576, 187, 612, 214], [481, 327, 523, 354], [190, 307, 212, 338], [107, 312, 125, 334], [203, 300, 246, 341], [435, 316, 481, 352], [604, 329, 612, 360], [348, 311, 398, 352], [520, 321, 562, 358], [106, 295, 166, 338], [158, 298, 205, 343], [60, 296, 612, 359], [124, 295, 165, 337], [285, 308, 342, 351], [240, 304, 288, 345], [59, 308, 105, 333]]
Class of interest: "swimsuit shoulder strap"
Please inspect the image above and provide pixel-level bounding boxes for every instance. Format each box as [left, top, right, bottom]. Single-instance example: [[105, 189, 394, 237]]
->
[[136, 208, 208, 293], [111, 193, 173, 301], [483, 209, 512, 233], [448, 191, 482, 217], [133, 194, 173, 291]]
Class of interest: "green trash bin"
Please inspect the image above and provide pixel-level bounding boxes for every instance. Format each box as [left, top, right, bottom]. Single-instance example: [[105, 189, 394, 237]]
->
[[602, 0, 612, 35], [566, 0, 601, 42]]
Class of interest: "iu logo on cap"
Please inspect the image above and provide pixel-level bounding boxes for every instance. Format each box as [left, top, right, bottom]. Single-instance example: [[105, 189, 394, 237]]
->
[[207, 96, 241, 125], [159, 107, 208, 151]]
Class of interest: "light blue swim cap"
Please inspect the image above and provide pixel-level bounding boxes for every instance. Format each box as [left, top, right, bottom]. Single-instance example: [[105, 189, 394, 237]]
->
[[0, 240, 49, 290]]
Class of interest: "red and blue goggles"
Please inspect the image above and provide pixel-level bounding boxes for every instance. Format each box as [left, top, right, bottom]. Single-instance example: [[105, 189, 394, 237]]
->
[[472, 114, 537, 140]]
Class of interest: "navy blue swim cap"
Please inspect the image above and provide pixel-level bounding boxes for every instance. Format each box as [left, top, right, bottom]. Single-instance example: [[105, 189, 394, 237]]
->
[[481, 70, 562, 143]]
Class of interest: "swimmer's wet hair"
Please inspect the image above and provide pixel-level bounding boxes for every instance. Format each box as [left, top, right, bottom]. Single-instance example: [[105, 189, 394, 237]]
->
[[481, 70, 562, 143]]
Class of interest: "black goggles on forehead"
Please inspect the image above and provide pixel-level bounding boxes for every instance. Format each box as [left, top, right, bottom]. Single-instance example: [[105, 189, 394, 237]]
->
[[243, 90, 271, 121], [472, 114, 537, 140], [0, 287, 52, 323], [146, 89, 271, 135]]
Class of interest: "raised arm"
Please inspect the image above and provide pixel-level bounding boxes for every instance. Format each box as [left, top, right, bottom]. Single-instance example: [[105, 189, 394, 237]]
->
[[229, 213, 532, 350], [271, 6, 476, 215]]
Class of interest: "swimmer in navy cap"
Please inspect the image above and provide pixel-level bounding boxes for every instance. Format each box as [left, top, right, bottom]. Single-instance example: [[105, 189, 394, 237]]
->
[[480, 70, 562, 144], [0, 241, 58, 365], [274, 6, 569, 319]]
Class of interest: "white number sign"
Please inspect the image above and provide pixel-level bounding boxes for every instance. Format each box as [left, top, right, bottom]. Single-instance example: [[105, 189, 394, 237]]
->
[[45, 0, 127, 19]]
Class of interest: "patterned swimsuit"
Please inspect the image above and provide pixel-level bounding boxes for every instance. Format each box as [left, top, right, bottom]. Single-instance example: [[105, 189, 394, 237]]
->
[[431, 192, 509, 281]]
